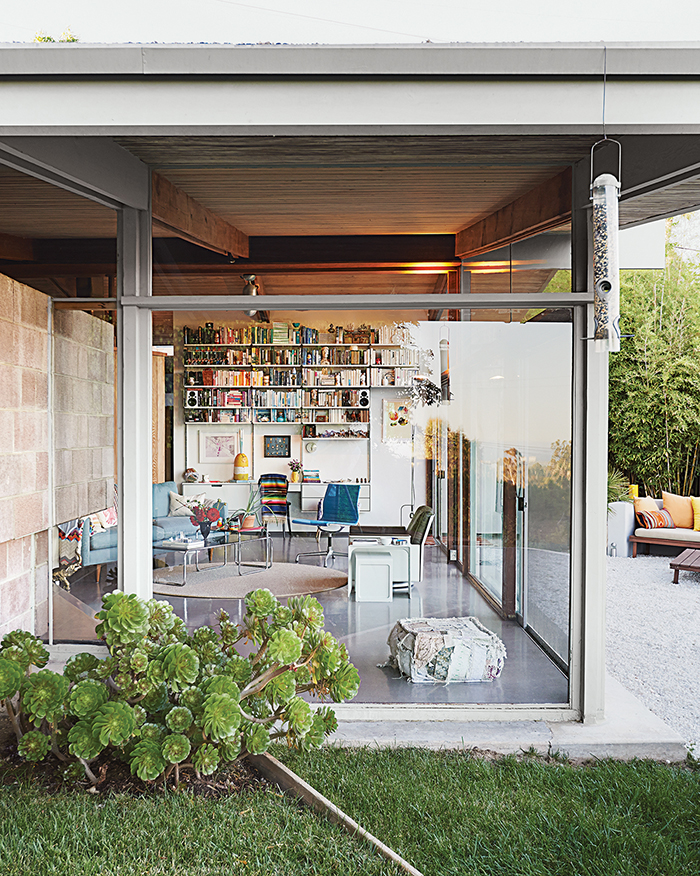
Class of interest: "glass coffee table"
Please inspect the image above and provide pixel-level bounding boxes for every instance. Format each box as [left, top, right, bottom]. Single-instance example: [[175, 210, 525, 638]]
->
[[153, 533, 230, 587], [221, 525, 273, 577], [153, 527, 272, 586]]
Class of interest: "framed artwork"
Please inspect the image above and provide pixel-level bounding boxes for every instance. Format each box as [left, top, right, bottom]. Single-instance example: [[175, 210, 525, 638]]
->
[[198, 432, 238, 463], [382, 399, 411, 442], [264, 435, 291, 457]]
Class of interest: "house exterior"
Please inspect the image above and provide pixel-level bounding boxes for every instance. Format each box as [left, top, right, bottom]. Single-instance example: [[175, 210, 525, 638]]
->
[[1, 41, 698, 724]]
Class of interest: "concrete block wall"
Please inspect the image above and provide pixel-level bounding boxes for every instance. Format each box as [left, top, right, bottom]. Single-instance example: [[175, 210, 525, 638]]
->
[[0, 274, 50, 637], [52, 309, 115, 524]]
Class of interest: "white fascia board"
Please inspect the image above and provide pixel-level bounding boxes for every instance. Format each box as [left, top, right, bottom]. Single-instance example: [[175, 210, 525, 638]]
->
[[619, 221, 666, 269], [3, 42, 700, 77]]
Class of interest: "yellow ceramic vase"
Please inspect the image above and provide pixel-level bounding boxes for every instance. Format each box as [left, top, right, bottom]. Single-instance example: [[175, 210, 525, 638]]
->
[[290, 470, 300, 483], [233, 451, 249, 481]]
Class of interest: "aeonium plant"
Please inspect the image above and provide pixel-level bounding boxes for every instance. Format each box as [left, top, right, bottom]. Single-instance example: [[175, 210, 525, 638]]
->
[[0, 589, 360, 787]]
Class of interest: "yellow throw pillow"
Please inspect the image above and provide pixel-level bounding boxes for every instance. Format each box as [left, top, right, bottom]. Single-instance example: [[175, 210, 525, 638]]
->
[[692, 497, 700, 531], [662, 490, 694, 529]]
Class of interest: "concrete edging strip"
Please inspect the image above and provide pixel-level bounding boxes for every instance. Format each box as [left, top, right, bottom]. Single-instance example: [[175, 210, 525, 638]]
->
[[247, 752, 424, 876]]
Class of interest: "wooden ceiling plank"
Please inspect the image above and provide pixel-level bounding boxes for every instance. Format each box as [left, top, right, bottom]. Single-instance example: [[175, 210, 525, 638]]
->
[[0, 230, 34, 261], [151, 172, 249, 258], [455, 168, 572, 259]]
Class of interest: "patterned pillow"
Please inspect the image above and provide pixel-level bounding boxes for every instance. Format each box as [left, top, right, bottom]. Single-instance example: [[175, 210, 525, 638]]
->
[[168, 491, 211, 517], [635, 508, 675, 529]]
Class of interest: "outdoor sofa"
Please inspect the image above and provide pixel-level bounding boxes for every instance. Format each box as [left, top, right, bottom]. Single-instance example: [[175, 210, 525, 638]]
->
[[623, 494, 700, 557]]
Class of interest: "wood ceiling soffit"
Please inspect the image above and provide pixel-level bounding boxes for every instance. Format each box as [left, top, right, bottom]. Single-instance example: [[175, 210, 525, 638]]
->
[[0, 231, 34, 261], [455, 168, 572, 259], [151, 172, 249, 258]]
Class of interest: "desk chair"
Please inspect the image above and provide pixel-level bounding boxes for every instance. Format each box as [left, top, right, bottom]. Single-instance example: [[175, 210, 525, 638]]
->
[[258, 473, 292, 537], [293, 484, 360, 567]]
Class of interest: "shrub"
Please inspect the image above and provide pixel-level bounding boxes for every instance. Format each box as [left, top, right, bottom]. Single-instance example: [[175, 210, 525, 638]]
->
[[0, 589, 359, 787]]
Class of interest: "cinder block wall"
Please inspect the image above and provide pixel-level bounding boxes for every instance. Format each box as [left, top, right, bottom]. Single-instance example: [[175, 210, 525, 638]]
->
[[0, 274, 50, 637], [52, 309, 115, 524]]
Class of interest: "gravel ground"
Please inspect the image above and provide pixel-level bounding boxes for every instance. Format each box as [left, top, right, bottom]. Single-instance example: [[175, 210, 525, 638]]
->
[[606, 555, 700, 750]]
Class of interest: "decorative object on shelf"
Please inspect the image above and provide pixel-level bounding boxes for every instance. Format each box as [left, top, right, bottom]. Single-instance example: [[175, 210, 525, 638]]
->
[[199, 431, 238, 463], [183, 468, 199, 483], [233, 431, 249, 481], [188, 501, 221, 540], [302, 469, 321, 483], [288, 458, 303, 483], [383, 399, 411, 443], [264, 435, 291, 458]]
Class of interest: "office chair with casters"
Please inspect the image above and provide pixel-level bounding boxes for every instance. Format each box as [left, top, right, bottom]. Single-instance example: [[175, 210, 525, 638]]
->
[[258, 473, 292, 537], [293, 483, 360, 567]]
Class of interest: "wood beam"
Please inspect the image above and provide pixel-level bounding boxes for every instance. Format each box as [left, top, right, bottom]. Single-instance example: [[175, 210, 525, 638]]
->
[[455, 168, 572, 259], [151, 172, 249, 258], [0, 231, 34, 261]]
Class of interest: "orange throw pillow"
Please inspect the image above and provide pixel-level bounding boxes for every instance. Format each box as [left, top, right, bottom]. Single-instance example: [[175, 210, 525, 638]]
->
[[662, 491, 694, 529], [633, 496, 659, 517]]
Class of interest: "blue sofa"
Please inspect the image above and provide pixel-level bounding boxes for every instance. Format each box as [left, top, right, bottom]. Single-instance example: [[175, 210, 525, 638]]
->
[[81, 482, 226, 581]]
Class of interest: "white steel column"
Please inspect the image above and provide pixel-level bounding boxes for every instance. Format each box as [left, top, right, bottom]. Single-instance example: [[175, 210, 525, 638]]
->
[[117, 203, 153, 599]]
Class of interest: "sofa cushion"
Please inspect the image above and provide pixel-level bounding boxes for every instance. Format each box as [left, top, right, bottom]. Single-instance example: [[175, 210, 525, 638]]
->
[[634, 526, 700, 542], [153, 481, 178, 519], [662, 491, 694, 528], [635, 508, 675, 529], [633, 496, 659, 517], [90, 528, 118, 551], [168, 491, 209, 517]]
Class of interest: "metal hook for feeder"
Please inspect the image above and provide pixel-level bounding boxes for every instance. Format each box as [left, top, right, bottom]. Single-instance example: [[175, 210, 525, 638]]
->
[[590, 138, 622, 192]]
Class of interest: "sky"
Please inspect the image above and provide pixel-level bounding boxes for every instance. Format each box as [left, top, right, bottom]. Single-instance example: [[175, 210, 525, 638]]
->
[[2, 0, 700, 45]]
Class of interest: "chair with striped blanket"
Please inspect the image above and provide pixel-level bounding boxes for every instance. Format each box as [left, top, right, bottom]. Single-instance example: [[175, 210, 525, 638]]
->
[[257, 473, 292, 537]]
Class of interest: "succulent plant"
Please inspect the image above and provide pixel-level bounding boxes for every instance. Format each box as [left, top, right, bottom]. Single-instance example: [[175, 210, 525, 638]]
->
[[285, 697, 314, 734], [202, 693, 241, 741], [201, 676, 240, 700], [299, 712, 326, 749], [17, 729, 51, 762], [92, 701, 137, 747], [288, 595, 325, 630], [161, 733, 191, 764], [265, 670, 296, 706], [179, 685, 204, 713], [245, 588, 278, 619], [219, 736, 241, 762], [130, 650, 149, 673], [95, 592, 150, 646], [0, 656, 23, 700], [165, 705, 193, 733], [222, 655, 252, 687], [21, 670, 70, 724], [141, 682, 169, 714], [130, 739, 167, 782], [68, 720, 105, 760], [243, 723, 270, 756], [329, 662, 360, 703], [159, 643, 200, 691], [63, 652, 101, 683], [267, 629, 303, 665], [68, 679, 109, 718], [140, 722, 166, 742], [193, 742, 220, 775], [2, 631, 50, 669]]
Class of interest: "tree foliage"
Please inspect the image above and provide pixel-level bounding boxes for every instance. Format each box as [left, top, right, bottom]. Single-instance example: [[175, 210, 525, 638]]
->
[[609, 234, 700, 497]]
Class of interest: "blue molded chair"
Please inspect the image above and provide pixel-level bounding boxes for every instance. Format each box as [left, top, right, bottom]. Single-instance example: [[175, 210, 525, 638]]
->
[[293, 484, 360, 567]]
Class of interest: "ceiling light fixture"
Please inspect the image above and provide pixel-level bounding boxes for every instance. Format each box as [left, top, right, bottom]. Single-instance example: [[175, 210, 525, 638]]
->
[[241, 274, 259, 318]]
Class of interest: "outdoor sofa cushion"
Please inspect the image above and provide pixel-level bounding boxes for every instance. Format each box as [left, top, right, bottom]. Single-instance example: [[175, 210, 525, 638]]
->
[[633, 526, 700, 543], [662, 490, 694, 528]]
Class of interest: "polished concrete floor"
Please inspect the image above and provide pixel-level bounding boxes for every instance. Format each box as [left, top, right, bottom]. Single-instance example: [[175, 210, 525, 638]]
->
[[54, 534, 569, 705]]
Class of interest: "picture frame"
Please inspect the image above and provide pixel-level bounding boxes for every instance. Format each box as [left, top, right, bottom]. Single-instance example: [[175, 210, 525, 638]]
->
[[382, 399, 411, 442], [198, 432, 239, 463], [264, 435, 291, 457]]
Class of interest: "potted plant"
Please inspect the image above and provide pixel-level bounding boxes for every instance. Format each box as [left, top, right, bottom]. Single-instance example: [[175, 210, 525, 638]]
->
[[288, 459, 303, 484], [227, 486, 262, 530], [188, 501, 221, 539]]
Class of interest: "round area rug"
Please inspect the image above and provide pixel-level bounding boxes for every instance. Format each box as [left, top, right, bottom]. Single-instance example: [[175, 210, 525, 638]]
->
[[153, 561, 348, 600]]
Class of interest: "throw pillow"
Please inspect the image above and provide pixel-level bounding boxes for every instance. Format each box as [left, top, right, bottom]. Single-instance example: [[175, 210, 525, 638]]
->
[[168, 491, 208, 517], [662, 490, 693, 528], [692, 497, 700, 531], [633, 496, 658, 517], [635, 508, 675, 530]]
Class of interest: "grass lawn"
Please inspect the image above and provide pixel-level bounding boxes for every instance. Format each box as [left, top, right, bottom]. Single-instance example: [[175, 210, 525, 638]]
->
[[1, 747, 698, 876]]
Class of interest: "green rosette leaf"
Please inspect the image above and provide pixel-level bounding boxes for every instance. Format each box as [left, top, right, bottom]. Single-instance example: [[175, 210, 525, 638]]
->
[[146, 599, 177, 635], [202, 693, 241, 741], [141, 682, 169, 714], [95, 592, 150, 646], [243, 723, 270, 756], [165, 705, 193, 733], [17, 729, 51, 762], [192, 626, 219, 646], [130, 650, 149, 673], [265, 670, 296, 706], [201, 676, 240, 700], [146, 659, 166, 686], [246, 694, 271, 719], [161, 733, 191, 764], [0, 646, 27, 669], [194, 640, 223, 667], [96, 657, 117, 680], [21, 670, 69, 724], [130, 739, 167, 782], [2, 631, 50, 669], [329, 662, 360, 703], [92, 701, 137, 747], [310, 633, 343, 679], [68, 678, 109, 718], [294, 665, 312, 686], [267, 629, 303, 665], [299, 712, 326, 750], [287, 595, 325, 630], [192, 742, 220, 776], [274, 606, 293, 627], [0, 656, 23, 700], [63, 652, 101, 682], [160, 643, 200, 691], [140, 722, 166, 742], [133, 705, 147, 727], [68, 720, 105, 760], [245, 588, 278, 619], [222, 655, 252, 686], [316, 705, 338, 735], [179, 686, 204, 713], [285, 696, 314, 734], [219, 735, 241, 762]]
